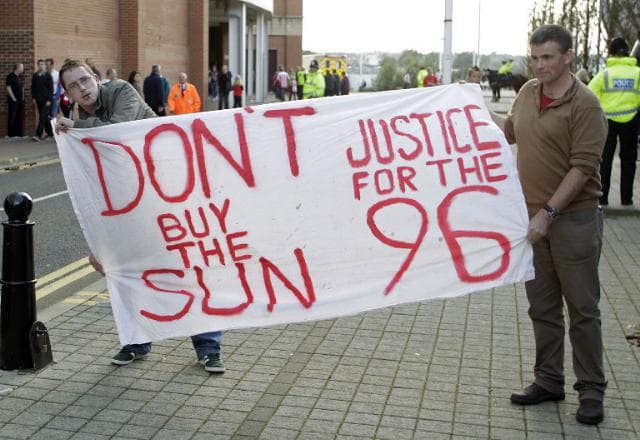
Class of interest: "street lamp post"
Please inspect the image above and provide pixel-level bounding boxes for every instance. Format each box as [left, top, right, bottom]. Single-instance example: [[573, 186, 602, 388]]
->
[[442, 0, 453, 84]]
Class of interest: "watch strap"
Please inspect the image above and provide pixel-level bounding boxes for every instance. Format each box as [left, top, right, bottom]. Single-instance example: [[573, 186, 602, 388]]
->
[[543, 204, 560, 219]]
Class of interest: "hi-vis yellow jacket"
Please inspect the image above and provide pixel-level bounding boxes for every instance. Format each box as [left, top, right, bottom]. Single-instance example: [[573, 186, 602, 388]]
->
[[303, 71, 325, 99], [416, 68, 427, 88], [588, 57, 640, 123]]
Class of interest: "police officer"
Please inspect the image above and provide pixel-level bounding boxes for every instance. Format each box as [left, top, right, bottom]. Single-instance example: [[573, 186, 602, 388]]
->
[[589, 37, 640, 206], [296, 66, 306, 100], [302, 60, 325, 99]]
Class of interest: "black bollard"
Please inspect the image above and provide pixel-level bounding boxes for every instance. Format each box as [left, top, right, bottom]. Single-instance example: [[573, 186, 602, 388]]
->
[[0, 192, 37, 370]]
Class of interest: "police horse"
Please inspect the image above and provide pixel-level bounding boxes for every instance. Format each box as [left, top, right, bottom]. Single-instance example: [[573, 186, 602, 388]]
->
[[484, 69, 528, 102]]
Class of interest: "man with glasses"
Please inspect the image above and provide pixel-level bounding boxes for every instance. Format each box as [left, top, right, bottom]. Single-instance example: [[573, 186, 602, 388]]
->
[[55, 60, 154, 130], [55, 60, 226, 374]]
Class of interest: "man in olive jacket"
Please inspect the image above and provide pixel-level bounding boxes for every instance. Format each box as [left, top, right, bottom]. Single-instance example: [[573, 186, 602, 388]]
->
[[55, 60, 226, 374]]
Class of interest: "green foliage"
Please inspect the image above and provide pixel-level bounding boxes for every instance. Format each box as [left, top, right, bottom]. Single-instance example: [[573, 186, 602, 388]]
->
[[374, 55, 402, 91], [452, 52, 474, 81], [374, 50, 441, 91]]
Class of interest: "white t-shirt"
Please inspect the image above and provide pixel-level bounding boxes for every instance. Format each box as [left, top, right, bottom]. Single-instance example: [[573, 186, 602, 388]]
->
[[276, 71, 289, 89], [50, 69, 59, 96]]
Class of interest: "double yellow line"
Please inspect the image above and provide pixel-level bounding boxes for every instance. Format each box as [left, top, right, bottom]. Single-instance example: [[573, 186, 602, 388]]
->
[[36, 257, 96, 300]]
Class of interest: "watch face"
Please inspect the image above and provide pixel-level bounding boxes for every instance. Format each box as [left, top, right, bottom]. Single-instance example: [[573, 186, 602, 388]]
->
[[544, 205, 558, 219]]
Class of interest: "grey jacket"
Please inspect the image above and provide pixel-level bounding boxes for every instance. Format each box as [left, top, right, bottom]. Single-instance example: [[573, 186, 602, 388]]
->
[[75, 79, 156, 128]]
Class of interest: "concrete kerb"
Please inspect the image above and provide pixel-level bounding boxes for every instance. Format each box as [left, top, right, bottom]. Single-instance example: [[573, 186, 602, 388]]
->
[[0, 153, 60, 171], [0, 137, 60, 171]]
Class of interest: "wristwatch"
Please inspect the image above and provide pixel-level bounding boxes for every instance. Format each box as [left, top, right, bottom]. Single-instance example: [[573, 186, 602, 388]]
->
[[543, 204, 560, 220]]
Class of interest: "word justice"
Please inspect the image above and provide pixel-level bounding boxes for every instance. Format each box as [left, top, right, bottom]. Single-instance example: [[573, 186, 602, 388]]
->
[[81, 106, 316, 217], [345, 104, 508, 199], [345, 104, 501, 168]]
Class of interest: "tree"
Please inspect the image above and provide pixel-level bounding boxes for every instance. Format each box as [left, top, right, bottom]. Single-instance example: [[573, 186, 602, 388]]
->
[[530, 0, 639, 70], [452, 52, 474, 81], [374, 55, 402, 91], [600, 0, 640, 49], [530, 0, 600, 70]]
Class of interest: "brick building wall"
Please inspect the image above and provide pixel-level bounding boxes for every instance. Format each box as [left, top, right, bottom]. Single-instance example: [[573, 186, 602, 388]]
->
[[0, 0, 34, 137], [269, 35, 303, 71], [34, 0, 120, 76], [0, 0, 208, 137], [270, 0, 302, 71], [0, 0, 301, 136], [120, 0, 143, 80]]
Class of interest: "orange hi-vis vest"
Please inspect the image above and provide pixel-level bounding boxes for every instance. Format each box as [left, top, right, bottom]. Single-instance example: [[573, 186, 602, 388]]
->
[[168, 82, 201, 115]]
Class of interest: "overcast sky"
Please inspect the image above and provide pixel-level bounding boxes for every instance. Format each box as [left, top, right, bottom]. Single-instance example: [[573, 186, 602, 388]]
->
[[303, 0, 535, 56]]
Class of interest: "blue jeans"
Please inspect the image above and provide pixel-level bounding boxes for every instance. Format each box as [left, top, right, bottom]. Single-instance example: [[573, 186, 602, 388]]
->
[[49, 97, 60, 119], [124, 331, 223, 361]]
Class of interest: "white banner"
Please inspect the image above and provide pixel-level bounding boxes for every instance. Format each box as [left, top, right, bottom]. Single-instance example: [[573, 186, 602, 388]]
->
[[54, 85, 534, 345]]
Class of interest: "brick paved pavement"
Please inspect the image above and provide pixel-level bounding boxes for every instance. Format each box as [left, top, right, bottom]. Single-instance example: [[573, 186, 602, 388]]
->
[[1, 213, 639, 439], [1, 89, 640, 439]]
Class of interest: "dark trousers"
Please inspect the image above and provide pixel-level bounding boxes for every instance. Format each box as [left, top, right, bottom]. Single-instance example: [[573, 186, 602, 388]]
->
[[297, 85, 304, 100], [218, 91, 229, 110], [526, 208, 606, 401], [233, 95, 242, 108], [7, 99, 24, 137], [35, 100, 53, 137], [600, 113, 639, 205]]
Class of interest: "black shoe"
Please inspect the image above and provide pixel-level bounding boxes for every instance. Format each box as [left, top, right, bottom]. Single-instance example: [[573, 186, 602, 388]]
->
[[199, 352, 225, 373], [510, 383, 565, 405], [576, 399, 604, 425]]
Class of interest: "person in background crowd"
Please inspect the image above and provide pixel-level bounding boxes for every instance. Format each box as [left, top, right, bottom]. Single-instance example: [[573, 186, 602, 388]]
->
[[208, 65, 218, 101], [274, 65, 289, 101], [416, 66, 428, 88], [323, 68, 334, 97], [492, 24, 608, 426], [340, 71, 350, 95], [575, 67, 591, 85], [55, 59, 226, 374], [159, 67, 170, 114], [127, 71, 143, 96], [45, 58, 60, 118], [423, 67, 438, 87], [59, 88, 74, 119], [332, 69, 341, 95], [104, 68, 118, 83], [6, 63, 24, 138], [143, 65, 165, 116], [303, 60, 325, 99], [498, 59, 509, 75], [588, 37, 640, 206], [168, 72, 201, 115], [232, 75, 244, 108], [296, 66, 306, 100], [85, 58, 101, 81], [288, 70, 298, 101], [217, 65, 232, 110], [403, 71, 411, 88], [31, 59, 53, 141], [467, 66, 482, 84]]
